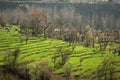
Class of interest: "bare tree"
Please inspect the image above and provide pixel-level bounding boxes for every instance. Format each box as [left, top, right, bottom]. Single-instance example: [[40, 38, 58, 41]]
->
[[95, 56, 116, 80], [0, 15, 7, 27], [20, 18, 31, 44], [29, 9, 48, 37], [64, 63, 75, 80], [98, 30, 112, 52], [52, 46, 70, 69]]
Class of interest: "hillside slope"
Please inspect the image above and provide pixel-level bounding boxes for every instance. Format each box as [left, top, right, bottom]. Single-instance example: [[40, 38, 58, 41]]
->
[[0, 26, 120, 79]]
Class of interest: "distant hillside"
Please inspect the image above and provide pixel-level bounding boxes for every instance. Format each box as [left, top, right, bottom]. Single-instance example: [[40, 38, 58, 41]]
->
[[0, 0, 119, 3], [0, 1, 120, 17]]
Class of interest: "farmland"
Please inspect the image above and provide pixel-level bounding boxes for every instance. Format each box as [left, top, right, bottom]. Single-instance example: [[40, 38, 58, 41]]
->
[[0, 1, 120, 80], [0, 26, 120, 80]]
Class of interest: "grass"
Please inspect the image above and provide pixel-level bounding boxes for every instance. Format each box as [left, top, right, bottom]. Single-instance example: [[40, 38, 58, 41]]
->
[[0, 26, 120, 79]]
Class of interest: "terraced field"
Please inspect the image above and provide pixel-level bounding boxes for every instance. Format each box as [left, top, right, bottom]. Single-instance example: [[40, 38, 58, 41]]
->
[[0, 26, 120, 79]]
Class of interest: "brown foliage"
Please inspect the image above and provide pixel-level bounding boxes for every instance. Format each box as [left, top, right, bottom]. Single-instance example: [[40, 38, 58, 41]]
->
[[28, 60, 54, 80], [0, 15, 7, 27], [0, 73, 19, 80], [29, 9, 47, 23]]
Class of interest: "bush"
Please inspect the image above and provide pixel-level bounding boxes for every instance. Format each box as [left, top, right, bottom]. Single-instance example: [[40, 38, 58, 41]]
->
[[28, 60, 54, 80], [64, 63, 74, 80]]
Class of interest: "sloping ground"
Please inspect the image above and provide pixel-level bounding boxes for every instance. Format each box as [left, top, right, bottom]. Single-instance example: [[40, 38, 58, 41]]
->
[[0, 26, 120, 79]]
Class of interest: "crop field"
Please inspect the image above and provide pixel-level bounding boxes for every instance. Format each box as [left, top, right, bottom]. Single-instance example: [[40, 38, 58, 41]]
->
[[0, 26, 120, 79]]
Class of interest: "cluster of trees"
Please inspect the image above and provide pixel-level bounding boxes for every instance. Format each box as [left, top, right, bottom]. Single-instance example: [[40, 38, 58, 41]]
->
[[94, 56, 117, 80], [0, 8, 119, 52]]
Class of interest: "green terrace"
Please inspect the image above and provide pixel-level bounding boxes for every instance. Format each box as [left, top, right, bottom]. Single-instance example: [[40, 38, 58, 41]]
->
[[0, 26, 120, 79]]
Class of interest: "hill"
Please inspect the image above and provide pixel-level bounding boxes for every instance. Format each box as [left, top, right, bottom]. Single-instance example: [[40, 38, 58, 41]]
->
[[0, 26, 120, 79]]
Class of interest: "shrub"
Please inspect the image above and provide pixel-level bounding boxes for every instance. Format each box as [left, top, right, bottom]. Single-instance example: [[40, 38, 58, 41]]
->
[[28, 60, 54, 80]]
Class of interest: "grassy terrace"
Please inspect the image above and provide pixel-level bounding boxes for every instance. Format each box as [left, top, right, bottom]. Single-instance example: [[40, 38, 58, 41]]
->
[[0, 26, 120, 79]]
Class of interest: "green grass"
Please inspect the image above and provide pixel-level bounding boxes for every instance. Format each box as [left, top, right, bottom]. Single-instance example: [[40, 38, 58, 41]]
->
[[0, 26, 120, 79]]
